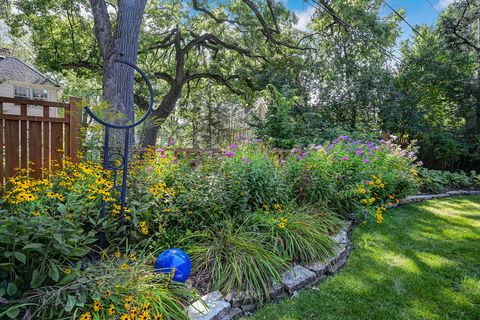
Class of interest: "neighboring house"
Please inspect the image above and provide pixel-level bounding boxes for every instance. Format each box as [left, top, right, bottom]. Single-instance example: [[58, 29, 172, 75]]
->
[[0, 48, 61, 116]]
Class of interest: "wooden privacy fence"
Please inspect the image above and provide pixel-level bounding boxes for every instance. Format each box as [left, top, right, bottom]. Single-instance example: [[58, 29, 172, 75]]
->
[[0, 96, 82, 186]]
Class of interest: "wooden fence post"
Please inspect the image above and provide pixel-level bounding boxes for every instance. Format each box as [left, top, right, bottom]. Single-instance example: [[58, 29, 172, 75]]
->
[[68, 97, 82, 163]]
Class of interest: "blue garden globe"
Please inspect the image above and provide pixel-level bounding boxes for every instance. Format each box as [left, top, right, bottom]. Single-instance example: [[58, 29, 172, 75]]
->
[[154, 248, 191, 283]]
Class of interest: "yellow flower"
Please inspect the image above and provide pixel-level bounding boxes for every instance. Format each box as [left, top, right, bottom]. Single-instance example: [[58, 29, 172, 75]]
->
[[358, 187, 366, 194], [120, 263, 129, 270], [64, 268, 72, 274], [153, 315, 163, 320], [108, 304, 115, 315], [130, 252, 137, 262], [31, 210, 41, 216], [379, 183, 385, 188], [120, 314, 130, 320], [139, 310, 150, 320], [114, 251, 122, 259], [79, 312, 92, 320], [131, 307, 140, 316], [278, 222, 286, 229], [92, 300, 101, 312], [142, 301, 150, 310], [139, 221, 149, 235], [376, 212, 384, 223], [125, 295, 134, 303]]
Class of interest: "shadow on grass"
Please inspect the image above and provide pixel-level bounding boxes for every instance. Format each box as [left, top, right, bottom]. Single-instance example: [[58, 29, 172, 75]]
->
[[250, 196, 480, 320]]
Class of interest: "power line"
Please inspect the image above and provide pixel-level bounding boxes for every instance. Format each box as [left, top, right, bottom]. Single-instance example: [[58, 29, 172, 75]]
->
[[305, 0, 404, 64], [382, 0, 426, 40], [424, 0, 441, 16]]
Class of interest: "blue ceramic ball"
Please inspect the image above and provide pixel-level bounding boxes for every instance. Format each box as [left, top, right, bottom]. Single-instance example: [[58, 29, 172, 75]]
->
[[154, 248, 191, 283]]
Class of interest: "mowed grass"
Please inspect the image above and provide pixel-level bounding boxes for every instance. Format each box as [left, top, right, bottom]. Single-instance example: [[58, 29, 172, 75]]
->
[[249, 196, 480, 320]]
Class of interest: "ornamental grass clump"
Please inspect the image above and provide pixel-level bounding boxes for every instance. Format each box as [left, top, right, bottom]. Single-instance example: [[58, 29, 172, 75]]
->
[[254, 205, 342, 263], [187, 221, 287, 300]]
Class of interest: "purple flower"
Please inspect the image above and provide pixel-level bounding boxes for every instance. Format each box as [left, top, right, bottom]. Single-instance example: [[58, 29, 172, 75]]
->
[[341, 156, 349, 161], [229, 143, 238, 150], [363, 158, 370, 163], [340, 135, 350, 141], [146, 166, 153, 173], [156, 148, 164, 154], [236, 134, 246, 141], [168, 137, 175, 146], [296, 155, 304, 161], [365, 180, 371, 185], [225, 150, 235, 158], [356, 148, 363, 156], [172, 159, 178, 164], [256, 138, 263, 143]]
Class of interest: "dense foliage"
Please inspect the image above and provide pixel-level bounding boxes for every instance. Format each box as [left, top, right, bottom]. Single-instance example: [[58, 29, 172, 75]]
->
[[0, 136, 418, 318]]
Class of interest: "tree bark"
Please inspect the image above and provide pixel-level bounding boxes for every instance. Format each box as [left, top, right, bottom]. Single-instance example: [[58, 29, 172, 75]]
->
[[89, 0, 148, 147]]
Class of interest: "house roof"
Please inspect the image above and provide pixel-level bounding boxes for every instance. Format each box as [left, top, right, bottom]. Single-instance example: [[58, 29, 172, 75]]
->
[[0, 56, 59, 87]]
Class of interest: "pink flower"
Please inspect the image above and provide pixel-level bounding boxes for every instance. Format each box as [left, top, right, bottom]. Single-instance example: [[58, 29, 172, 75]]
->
[[363, 158, 370, 163], [146, 166, 153, 173], [229, 143, 238, 150], [341, 156, 349, 161], [225, 150, 235, 158]]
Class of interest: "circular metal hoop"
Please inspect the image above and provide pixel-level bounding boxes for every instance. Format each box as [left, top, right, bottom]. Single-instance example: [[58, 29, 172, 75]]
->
[[83, 59, 154, 129]]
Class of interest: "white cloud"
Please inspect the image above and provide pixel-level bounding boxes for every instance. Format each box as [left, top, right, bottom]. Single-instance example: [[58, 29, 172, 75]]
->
[[294, 6, 316, 31], [435, 0, 456, 10]]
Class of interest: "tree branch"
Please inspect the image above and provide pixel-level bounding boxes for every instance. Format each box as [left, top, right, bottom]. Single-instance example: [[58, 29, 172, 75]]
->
[[89, 0, 114, 60]]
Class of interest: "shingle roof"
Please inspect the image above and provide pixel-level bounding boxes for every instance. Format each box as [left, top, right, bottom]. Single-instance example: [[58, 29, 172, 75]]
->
[[0, 56, 59, 87]]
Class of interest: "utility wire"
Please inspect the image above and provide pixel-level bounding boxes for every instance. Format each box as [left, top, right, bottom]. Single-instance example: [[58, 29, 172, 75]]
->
[[424, 0, 441, 15], [305, 0, 404, 64], [382, 0, 426, 40]]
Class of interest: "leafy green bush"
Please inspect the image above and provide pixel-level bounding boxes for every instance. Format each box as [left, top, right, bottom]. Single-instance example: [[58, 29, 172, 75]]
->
[[417, 168, 477, 193], [1, 247, 197, 319]]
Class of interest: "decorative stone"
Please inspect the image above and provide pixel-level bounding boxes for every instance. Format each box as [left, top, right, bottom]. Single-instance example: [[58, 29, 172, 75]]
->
[[331, 229, 348, 244], [327, 254, 348, 274], [220, 307, 242, 320], [224, 291, 257, 308], [241, 303, 258, 315], [187, 291, 231, 320], [281, 265, 317, 294], [304, 261, 328, 276], [269, 282, 285, 300], [326, 244, 350, 274]]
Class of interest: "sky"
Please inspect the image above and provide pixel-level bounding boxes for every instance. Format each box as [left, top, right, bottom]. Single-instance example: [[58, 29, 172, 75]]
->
[[286, 0, 456, 43]]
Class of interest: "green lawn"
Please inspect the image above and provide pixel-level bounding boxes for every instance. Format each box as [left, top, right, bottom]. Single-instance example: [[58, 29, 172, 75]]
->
[[250, 196, 480, 320]]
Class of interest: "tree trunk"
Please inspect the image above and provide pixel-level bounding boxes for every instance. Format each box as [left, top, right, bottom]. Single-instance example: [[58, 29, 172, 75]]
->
[[90, 0, 148, 148], [141, 119, 160, 147]]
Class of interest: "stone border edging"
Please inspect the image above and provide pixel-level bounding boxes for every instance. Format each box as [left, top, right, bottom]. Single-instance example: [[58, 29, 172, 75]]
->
[[399, 190, 480, 205], [186, 221, 353, 320]]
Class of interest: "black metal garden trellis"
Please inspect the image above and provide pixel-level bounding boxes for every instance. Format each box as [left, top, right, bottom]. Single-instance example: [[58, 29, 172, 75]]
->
[[84, 60, 154, 248]]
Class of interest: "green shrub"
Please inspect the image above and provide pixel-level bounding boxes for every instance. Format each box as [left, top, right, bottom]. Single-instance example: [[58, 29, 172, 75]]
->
[[418, 168, 475, 193], [1, 247, 197, 319], [0, 200, 97, 310]]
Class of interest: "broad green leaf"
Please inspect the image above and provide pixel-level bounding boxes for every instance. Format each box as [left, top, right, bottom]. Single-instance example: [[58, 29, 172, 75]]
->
[[48, 263, 60, 282], [22, 243, 44, 250], [6, 307, 20, 319], [14, 252, 26, 264], [30, 270, 46, 288], [6, 282, 17, 296], [64, 295, 76, 312]]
